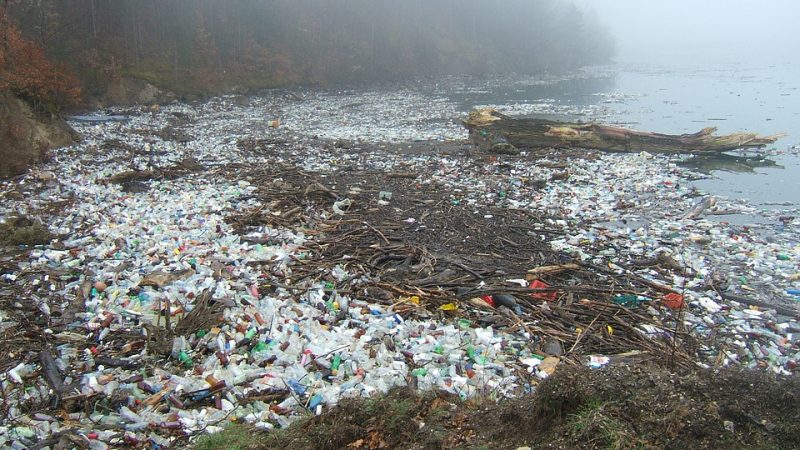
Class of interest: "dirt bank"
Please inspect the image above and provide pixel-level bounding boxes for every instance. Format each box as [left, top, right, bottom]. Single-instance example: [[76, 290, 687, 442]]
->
[[101, 76, 177, 106], [0, 92, 76, 177], [196, 363, 800, 450]]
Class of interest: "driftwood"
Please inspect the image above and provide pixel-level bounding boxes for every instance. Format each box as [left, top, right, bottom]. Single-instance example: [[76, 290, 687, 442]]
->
[[38, 350, 64, 394], [720, 292, 800, 319], [463, 108, 783, 154]]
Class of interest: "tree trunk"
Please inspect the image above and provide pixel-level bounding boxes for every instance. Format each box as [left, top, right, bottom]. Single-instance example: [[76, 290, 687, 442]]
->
[[464, 108, 783, 154]]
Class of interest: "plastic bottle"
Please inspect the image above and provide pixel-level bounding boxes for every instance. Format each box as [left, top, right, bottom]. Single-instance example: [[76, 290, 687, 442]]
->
[[170, 336, 189, 359]]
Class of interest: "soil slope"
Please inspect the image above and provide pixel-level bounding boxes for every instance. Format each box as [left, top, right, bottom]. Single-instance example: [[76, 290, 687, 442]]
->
[[0, 92, 75, 176]]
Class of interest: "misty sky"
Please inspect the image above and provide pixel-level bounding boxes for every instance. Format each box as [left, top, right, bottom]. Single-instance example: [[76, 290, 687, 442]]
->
[[578, 0, 800, 65]]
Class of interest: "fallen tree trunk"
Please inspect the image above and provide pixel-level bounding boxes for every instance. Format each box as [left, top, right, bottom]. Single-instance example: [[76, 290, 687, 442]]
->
[[463, 108, 783, 154]]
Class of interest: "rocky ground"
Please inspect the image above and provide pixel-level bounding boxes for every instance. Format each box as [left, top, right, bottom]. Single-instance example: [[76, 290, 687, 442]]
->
[[0, 78, 798, 449]]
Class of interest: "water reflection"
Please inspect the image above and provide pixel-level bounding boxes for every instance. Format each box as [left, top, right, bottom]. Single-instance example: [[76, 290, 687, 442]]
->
[[679, 153, 783, 173], [453, 63, 799, 216], [448, 73, 617, 113]]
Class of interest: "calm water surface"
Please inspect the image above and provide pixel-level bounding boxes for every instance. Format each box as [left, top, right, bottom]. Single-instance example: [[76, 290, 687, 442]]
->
[[610, 63, 800, 213], [448, 62, 800, 221]]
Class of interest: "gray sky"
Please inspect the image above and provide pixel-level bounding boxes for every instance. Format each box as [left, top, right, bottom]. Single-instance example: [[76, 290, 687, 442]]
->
[[577, 0, 800, 64]]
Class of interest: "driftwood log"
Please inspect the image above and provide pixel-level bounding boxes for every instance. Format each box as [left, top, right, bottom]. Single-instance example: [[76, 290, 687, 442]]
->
[[463, 108, 783, 154]]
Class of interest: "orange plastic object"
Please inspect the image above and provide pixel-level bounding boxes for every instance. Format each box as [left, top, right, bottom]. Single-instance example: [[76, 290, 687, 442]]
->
[[529, 280, 556, 301], [662, 292, 685, 310]]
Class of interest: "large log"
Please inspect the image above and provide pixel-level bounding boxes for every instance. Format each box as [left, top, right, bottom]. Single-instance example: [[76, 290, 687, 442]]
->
[[463, 108, 783, 154]]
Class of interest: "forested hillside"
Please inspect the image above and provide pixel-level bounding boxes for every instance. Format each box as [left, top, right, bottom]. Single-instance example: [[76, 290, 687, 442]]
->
[[2, 0, 614, 106]]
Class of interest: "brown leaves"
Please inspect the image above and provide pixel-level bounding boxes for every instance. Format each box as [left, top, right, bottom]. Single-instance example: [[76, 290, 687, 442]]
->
[[346, 429, 388, 449], [0, 9, 81, 112]]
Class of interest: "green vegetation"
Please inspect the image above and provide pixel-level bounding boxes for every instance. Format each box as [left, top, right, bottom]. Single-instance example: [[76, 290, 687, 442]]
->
[[567, 400, 644, 449], [195, 424, 265, 450]]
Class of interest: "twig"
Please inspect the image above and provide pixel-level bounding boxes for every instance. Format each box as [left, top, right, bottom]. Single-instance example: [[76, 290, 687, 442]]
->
[[566, 314, 601, 355], [363, 221, 390, 246], [302, 344, 350, 368], [281, 379, 310, 413]]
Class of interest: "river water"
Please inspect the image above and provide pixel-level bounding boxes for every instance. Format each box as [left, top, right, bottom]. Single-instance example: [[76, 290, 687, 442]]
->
[[445, 62, 800, 224]]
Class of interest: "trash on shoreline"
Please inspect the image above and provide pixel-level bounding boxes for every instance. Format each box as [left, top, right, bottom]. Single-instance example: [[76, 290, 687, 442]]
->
[[0, 81, 798, 448]]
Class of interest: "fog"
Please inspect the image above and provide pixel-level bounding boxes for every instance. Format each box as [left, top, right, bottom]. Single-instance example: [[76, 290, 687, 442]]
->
[[579, 0, 800, 65]]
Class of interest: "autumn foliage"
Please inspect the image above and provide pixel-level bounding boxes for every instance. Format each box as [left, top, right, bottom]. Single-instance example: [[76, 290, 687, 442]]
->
[[0, 5, 81, 112], [3, 1, 614, 102]]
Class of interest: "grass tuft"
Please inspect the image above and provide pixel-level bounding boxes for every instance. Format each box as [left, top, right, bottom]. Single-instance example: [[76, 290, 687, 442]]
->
[[568, 400, 644, 449], [194, 424, 263, 450]]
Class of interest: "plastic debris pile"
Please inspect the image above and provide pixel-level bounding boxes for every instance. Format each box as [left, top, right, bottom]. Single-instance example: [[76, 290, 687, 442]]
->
[[0, 76, 799, 448]]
